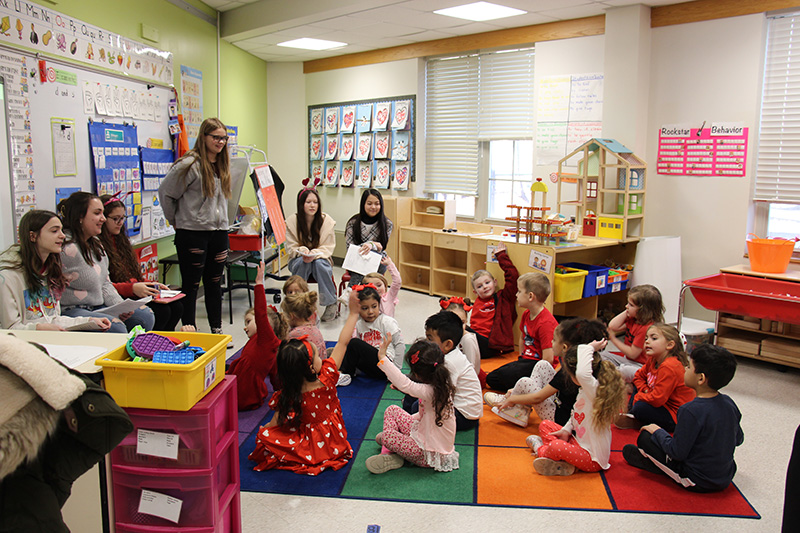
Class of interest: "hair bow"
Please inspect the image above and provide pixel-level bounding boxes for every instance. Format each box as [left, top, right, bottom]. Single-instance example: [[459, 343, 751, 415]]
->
[[409, 350, 420, 365], [267, 304, 278, 314], [353, 283, 378, 292], [301, 177, 321, 192], [440, 296, 472, 312], [295, 334, 314, 365]]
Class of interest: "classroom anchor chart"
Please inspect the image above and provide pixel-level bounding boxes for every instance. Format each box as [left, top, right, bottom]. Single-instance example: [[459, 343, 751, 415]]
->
[[657, 123, 748, 177]]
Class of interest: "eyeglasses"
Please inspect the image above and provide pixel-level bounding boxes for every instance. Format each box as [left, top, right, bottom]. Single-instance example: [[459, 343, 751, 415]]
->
[[109, 216, 125, 225], [209, 134, 228, 143]]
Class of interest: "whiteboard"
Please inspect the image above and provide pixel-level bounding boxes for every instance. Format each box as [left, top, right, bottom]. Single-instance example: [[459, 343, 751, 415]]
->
[[1, 47, 172, 246]]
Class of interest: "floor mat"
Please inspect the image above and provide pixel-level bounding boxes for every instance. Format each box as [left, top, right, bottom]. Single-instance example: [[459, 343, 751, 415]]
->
[[237, 350, 759, 519]]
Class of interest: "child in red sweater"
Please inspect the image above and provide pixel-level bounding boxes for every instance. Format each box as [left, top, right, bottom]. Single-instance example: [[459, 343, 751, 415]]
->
[[467, 242, 518, 360], [228, 261, 289, 410], [615, 323, 695, 432]]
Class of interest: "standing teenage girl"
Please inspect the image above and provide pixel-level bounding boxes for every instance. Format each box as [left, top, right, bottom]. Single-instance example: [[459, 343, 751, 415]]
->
[[366, 337, 459, 474], [0, 210, 109, 331], [529, 339, 626, 476], [615, 323, 695, 432], [100, 195, 184, 331], [158, 118, 231, 337], [59, 192, 153, 333], [345, 188, 393, 287], [285, 187, 337, 321]]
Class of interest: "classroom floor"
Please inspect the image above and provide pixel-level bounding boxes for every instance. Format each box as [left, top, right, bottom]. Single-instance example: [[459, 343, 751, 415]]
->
[[192, 265, 796, 532]]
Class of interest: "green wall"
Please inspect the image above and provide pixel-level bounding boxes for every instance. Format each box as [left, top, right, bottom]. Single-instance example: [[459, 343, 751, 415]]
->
[[31, 0, 268, 283]]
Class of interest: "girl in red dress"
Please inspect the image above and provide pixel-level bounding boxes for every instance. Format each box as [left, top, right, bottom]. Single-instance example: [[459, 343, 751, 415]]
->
[[248, 292, 360, 475], [227, 261, 289, 410]]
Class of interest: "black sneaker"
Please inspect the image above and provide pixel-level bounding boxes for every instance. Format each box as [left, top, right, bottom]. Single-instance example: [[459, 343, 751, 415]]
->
[[622, 444, 655, 472]]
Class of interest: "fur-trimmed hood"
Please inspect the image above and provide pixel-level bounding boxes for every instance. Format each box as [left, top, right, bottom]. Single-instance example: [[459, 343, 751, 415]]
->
[[0, 334, 85, 480]]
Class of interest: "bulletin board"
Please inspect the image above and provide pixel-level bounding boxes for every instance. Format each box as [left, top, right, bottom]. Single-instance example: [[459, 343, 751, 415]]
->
[[0, 1, 174, 247], [656, 123, 748, 177], [308, 95, 415, 192]]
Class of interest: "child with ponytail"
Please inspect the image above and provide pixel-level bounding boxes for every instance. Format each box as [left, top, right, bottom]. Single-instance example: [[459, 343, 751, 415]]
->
[[366, 337, 459, 474], [528, 338, 626, 476], [282, 290, 327, 358]]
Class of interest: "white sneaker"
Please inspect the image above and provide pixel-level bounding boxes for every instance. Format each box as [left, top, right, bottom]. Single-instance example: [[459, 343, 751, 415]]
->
[[492, 404, 531, 427], [483, 392, 506, 407], [526, 435, 543, 455], [321, 304, 337, 322], [337, 373, 352, 387], [365, 453, 404, 474]]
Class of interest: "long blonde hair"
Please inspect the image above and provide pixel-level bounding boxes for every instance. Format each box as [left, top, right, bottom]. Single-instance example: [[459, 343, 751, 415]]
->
[[181, 117, 231, 199], [562, 346, 626, 430]]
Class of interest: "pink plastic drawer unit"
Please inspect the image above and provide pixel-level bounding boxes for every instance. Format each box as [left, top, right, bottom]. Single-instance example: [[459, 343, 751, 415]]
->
[[111, 376, 237, 470], [684, 273, 800, 322], [114, 492, 241, 533], [111, 438, 240, 529]]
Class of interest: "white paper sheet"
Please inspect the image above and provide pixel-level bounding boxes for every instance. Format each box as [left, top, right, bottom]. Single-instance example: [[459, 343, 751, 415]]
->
[[341, 244, 382, 276], [39, 344, 108, 369], [96, 297, 152, 317]]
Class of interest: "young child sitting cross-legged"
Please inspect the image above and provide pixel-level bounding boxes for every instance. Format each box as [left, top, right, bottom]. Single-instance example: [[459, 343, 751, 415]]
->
[[623, 344, 744, 492], [485, 271, 558, 392], [401, 310, 482, 431], [467, 242, 519, 359]]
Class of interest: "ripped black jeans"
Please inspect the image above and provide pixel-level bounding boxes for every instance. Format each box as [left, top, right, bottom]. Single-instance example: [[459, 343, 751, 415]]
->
[[174, 229, 229, 330]]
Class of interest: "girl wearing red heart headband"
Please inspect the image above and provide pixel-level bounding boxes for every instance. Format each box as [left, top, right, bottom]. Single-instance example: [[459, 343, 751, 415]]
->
[[228, 261, 289, 411], [365, 337, 459, 475], [336, 284, 404, 387], [439, 296, 481, 380], [249, 300, 362, 475]]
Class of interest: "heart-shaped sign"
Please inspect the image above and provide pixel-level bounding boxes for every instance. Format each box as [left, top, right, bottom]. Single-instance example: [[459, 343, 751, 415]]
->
[[395, 166, 408, 185], [343, 112, 354, 128], [376, 137, 389, 156], [394, 105, 407, 125], [376, 107, 388, 126]]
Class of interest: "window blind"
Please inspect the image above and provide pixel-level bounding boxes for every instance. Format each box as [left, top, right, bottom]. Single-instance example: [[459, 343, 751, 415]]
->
[[756, 13, 800, 203], [425, 48, 535, 196]]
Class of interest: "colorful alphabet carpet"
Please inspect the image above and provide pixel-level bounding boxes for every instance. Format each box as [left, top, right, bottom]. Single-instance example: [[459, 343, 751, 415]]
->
[[236, 350, 759, 519]]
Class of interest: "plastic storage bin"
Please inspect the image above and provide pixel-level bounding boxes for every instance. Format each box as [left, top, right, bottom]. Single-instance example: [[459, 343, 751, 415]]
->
[[606, 269, 629, 293], [228, 234, 262, 252], [112, 376, 236, 469], [560, 262, 610, 297], [680, 317, 715, 354], [96, 331, 231, 411], [113, 492, 239, 532], [553, 266, 588, 303], [111, 438, 238, 529]]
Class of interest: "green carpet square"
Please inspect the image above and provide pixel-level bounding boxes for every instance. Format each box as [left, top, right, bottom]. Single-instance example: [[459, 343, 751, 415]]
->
[[364, 398, 477, 446], [341, 441, 475, 503]]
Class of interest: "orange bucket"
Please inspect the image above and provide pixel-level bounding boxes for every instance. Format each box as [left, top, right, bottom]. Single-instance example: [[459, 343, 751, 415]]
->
[[746, 233, 795, 273]]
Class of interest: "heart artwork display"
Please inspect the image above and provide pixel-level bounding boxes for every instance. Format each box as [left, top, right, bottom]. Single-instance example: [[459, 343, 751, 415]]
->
[[394, 106, 406, 125], [376, 108, 388, 126], [327, 139, 338, 158], [376, 136, 389, 157], [342, 165, 354, 185], [358, 165, 371, 186], [358, 138, 370, 157], [343, 112, 354, 129], [326, 113, 337, 131], [395, 166, 408, 185], [311, 138, 322, 158], [312, 113, 322, 132], [342, 139, 353, 156], [312, 165, 322, 181], [377, 164, 389, 185]]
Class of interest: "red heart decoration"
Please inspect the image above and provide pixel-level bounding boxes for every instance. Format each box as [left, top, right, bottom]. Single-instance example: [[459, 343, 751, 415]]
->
[[359, 166, 371, 183], [574, 412, 585, 424], [342, 166, 353, 183], [312, 113, 321, 130], [327, 113, 337, 130], [396, 166, 408, 185], [358, 139, 370, 155], [312, 139, 321, 156], [326, 167, 336, 180], [343, 112, 354, 128], [343, 139, 353, 154], [376, 137, 388, 156], [327, 140, 337, 156], [377, 108, 388, 125], [378, 165, 388, 181], [312, 166, 322, 180], [395, 106, 406, 125]]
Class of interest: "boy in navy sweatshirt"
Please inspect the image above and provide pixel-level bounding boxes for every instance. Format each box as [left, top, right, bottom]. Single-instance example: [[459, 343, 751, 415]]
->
[[622, 343, 743, 492]]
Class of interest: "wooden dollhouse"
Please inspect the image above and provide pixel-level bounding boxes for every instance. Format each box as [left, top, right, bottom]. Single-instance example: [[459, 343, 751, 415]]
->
[[507, 178, 566, 245], [556, 138, 646, 240]]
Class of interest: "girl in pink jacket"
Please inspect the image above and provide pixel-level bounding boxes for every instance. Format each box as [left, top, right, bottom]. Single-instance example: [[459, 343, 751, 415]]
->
[[365, 337, 460, 474]]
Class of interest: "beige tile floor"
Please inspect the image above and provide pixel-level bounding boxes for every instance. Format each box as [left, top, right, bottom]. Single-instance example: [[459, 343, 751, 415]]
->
[[193, 266, 797, 533]]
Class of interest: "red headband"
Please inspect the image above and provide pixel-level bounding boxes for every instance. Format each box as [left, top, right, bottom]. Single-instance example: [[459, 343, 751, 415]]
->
[[301, 177, 321, 192], [440, 296, 472, 312], [353, 283, 378, 292], [295, 334, 315, 365], [103, 191, 133, 206]]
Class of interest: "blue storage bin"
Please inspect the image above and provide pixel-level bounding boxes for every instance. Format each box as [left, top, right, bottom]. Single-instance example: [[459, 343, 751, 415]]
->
[[560, 262, 610, 298]]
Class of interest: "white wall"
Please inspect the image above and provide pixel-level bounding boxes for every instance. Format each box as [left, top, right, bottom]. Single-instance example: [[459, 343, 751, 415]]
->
[[645, 14, 765, 318]]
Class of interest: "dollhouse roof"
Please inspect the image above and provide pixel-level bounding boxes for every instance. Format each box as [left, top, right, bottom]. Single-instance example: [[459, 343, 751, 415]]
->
[[585, 138, 632, 154]]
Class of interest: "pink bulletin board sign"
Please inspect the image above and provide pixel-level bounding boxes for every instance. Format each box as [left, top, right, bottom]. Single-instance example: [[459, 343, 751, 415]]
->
[[253, 164, 286, 245], [657, 124, 748, 177]]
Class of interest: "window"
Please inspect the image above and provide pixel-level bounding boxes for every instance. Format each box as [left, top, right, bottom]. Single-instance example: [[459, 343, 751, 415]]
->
[[425, 48, 535, 219], [754, 12, 800, 251], [487, 140, 533, 219]]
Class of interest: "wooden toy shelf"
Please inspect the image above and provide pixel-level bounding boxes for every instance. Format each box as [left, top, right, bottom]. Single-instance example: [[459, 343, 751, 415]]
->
[[680, 264, 800, 368]]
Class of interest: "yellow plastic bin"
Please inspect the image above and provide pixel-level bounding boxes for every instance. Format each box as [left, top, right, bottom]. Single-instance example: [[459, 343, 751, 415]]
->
[[96, 331, 231, 411], [553, 266, 588, 303]]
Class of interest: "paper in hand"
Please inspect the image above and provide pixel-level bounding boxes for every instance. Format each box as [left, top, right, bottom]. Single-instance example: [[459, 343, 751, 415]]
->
[[96, 297, 152, 317], [342, 244, 382, 275]]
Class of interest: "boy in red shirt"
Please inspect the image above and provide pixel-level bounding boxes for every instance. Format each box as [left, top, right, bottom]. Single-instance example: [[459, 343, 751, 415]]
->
[[467, 242, 518, 360], [485, 271, 558, 392]]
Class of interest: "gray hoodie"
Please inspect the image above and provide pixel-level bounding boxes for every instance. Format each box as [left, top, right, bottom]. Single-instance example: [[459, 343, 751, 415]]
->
[[158, 154, 229, 231]]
